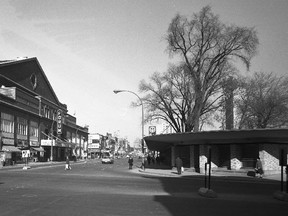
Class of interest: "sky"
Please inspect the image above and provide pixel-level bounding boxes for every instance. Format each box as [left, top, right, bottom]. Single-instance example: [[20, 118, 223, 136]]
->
[[0, 0, 288, 145]]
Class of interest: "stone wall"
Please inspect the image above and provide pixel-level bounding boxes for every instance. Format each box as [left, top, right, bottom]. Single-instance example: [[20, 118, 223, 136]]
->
[[230, 144, 242, 170], [199, 145, 218, 173], [260, 144, 288, 173]]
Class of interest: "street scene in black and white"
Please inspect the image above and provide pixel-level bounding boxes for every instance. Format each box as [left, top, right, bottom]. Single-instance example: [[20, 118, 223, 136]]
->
[[1, 158, 288, 216], [1, 0, 288, 215]]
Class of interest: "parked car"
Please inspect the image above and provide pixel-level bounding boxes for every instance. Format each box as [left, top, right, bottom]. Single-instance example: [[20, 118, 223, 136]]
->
[[101, 155, 114, 164]]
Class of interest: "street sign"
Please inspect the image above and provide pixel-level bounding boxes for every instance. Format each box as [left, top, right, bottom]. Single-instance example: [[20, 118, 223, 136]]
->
[[57, 109, 62, 134], [22, 150, 30, 158], [149, 126, 156, 136]]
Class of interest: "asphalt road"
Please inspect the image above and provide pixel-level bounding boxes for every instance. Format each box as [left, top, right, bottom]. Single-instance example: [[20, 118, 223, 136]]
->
[[0, 158, 287, 216]]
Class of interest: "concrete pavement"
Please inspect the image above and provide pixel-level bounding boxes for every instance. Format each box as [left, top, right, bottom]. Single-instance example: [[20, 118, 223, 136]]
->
[[133, 165, 283, 182], [1, 159, 283, 182], [2, 158, 288, 202], [0, 159, 87, 171], [134, 166, 288, 201]]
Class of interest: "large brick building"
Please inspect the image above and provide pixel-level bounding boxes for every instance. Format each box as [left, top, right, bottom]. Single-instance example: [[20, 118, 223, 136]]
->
[[0, 57, 88, 166]]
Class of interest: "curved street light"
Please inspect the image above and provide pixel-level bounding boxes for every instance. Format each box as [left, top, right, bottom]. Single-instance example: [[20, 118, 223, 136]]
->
[[113, 90, 145, 153]]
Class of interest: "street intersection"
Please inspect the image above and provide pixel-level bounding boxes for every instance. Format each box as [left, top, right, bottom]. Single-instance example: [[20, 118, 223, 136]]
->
[[0, 158, 287, 216]]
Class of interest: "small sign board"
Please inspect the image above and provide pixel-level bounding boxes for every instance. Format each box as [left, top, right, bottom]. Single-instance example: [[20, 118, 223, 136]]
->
[[22, 150, 30, 158], [149, 126, 156, 136]]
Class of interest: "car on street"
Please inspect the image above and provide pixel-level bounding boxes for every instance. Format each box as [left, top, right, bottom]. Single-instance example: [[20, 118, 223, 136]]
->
[[101, 155, 114, 164]]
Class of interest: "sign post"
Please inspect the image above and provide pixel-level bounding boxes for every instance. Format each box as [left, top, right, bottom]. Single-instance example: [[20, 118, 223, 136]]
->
[[22, 150, 31, 170]]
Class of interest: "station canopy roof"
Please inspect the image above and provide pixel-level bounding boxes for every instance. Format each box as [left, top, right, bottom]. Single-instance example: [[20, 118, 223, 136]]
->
[[144, 128, 288, 152]]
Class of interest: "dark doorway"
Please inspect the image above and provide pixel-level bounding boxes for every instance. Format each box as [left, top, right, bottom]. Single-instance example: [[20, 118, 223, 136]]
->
[[241, 144, 259, 168], [218, 145, 231, 168], [194, 145, 200, 172], [175, 146, 190, 167]]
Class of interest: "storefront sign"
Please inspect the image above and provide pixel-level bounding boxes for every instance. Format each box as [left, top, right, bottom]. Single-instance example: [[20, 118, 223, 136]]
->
[[57, 109, 62, 134], [41, 139, 55, 146], [89, 143, 100, 149], [1, 138, 14, 145], [30, 140, 39, 146], [0, 87, 16, 100]]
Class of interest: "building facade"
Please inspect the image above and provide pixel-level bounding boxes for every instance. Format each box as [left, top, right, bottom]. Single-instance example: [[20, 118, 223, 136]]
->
[[144, 129, 288, 174], [0, 57, 88, 166]]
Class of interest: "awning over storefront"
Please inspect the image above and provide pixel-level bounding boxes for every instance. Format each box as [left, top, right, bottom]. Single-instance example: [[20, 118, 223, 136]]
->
[[41, 139, 76, 148], [1, 145, 22, 152], [56, 141, 76, 148], [32, 147, 45, 152], [88, 148, 100, 153]]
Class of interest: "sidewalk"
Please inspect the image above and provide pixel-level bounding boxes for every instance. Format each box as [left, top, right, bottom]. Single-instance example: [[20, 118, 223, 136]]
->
[[133, 165, 283, 181], [0, 159, 86, 170]]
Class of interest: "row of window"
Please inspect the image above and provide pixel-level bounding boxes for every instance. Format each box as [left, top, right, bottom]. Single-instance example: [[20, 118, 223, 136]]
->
[[1, 112, 83, 143], [1, 112, 38, 137]]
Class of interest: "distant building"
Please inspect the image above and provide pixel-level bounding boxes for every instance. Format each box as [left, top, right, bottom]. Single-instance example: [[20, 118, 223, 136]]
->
[[0, 57, 88, 165], [88, 133, 101, 158]]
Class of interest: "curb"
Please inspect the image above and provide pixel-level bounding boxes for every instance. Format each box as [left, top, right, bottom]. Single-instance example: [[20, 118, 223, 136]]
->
[[0, 160, 87, 171], [273, 191, 288, 202], [137, 168, 193, 177], [138, 169, 175, 177]]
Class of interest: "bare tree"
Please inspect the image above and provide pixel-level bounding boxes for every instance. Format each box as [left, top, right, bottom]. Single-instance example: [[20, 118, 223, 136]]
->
[[139, 64, 224, 132], [235, 71, 288, 129], [139, 65, 193, 132], [166, 6, 259, 131]]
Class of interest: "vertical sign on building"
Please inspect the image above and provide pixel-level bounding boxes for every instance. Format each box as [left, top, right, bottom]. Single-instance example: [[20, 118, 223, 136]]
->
[[57, 109, 62, 135]]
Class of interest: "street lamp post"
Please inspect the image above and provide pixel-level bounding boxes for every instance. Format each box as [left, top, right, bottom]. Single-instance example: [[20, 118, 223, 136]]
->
[[113, 90, 145, 154], [75, 127, 81, 159], [50, 119, 56, 162]]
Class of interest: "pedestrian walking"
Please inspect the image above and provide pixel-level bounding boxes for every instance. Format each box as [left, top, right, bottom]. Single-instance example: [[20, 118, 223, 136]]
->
[[156, 156, 160, 166], [65, 156, 71, 170], [147, 154, 151, 165], [255, 157, 264, 178], [128, 156, 133, 170], [151, 156, 155, 165], [175, 156, 183, 175], [141, 156, 146, 170]]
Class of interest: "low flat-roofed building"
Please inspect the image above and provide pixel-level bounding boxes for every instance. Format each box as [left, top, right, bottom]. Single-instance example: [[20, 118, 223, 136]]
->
[[144, 128, 288, 174]]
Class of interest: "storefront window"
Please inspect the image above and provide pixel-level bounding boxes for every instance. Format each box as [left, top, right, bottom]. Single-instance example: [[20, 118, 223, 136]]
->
[[1, 113, 14, 133], [30, 121, 39, 138], [72, 133, 76, 143], [66, 131, 71, 142], [17, 117, 28, 135]]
